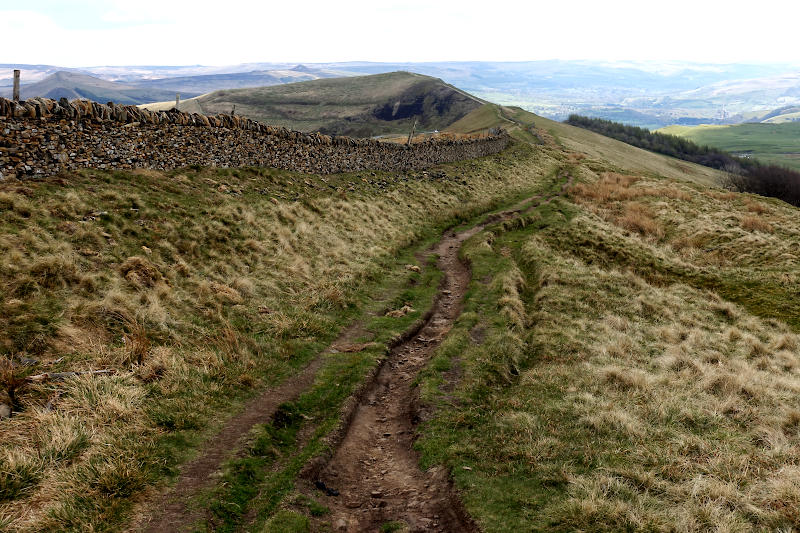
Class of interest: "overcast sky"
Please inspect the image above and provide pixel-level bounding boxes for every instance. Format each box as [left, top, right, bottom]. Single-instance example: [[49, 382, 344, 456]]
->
[[3, 0, 799, 66]]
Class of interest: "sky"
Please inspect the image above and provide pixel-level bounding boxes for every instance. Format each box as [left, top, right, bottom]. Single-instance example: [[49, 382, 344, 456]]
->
[[2, 0, 800, 66]]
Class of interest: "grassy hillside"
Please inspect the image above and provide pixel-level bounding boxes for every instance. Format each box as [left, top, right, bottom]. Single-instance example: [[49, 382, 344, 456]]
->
[[660, 122, 800, 171], [142, 72, 484, 137], [451, 105, 725, 186], [7, 92, 800, 531], [416, 166, 800, 532], [0, 140, 560, 531]]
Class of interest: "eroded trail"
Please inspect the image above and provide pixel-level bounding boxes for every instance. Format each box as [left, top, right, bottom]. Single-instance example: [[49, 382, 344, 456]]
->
[[305, 176, 573, 533], [306, 224, 485, 533], [132, 173, 572, 533], [132, 322, 369, 532]]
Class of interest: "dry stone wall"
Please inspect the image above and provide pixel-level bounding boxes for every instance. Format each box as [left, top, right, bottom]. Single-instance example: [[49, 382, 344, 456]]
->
[[0, 97, 510, 180]]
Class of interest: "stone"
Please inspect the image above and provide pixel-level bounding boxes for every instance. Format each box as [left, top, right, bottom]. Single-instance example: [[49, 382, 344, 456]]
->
[[0, 403, 10, 420], [0, 96, 509, 179]]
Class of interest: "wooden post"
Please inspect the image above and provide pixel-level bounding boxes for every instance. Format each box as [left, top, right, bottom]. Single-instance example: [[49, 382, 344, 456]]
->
[[406, 118, 417, 146], [13, 70, 20, 102], [175, 93, 180, 110], [231, 104, 236, 116]]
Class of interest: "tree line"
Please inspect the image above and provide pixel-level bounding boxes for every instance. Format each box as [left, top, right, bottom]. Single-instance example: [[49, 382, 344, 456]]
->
[[566, 114, 800, 206]]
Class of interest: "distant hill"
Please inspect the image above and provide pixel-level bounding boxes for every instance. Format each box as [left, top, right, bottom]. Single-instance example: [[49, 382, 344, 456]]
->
[[142, 72, 485, 137], [659, 122, 800, 171], [731, 105, 800, 124], [4, 71, 189, 105], [132, 65, 354, 95]]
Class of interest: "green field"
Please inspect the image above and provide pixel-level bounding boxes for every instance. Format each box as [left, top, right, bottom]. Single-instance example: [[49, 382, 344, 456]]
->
[[659, 122, 800, 170]]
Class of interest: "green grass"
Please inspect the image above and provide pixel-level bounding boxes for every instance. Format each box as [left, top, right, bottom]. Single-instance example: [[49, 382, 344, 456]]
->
[[659, 122, 800, 171], [0, 138, 565, 531], [415, 166, 800, 531]]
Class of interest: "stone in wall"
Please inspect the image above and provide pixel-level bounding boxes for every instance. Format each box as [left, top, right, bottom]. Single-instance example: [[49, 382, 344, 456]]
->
[[0, 97, 510, 179]]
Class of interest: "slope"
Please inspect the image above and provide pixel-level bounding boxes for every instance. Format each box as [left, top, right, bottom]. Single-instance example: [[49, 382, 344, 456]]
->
[[415, 166, 800, 531], [142, 72, 485, 137], [450, 104, 725, 186]]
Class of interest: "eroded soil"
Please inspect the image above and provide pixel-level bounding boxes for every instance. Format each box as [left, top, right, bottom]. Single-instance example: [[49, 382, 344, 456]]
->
[[303, 176, 573, 533], [303, 225, 483, 533]]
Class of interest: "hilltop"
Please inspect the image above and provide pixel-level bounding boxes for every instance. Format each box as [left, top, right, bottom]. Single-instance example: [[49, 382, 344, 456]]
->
[[142, 72, 485, 137], [3, 71, 187, 105]]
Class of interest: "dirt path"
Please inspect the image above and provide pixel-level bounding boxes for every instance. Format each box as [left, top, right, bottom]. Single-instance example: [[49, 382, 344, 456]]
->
[[132, 174, 573, 533], [131, 322, 370, 533], [305, 224, 483, 533], [303, 175, 573, 533]]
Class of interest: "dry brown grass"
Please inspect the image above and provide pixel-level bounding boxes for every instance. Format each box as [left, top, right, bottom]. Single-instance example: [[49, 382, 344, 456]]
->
[[740, 214, 775, 233], [616, 202, 664, 238], [745, 199, 770, 214], [507, 230, 800, 529], [569, 172, 641, 203]]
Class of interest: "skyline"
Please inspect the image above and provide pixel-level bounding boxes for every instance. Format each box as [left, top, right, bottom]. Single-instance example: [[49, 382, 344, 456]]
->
[[3, 0, 800, 67]]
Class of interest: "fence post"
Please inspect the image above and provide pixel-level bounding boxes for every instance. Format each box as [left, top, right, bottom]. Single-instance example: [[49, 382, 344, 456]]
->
[[13, 70, 20, 102], [406, 119, 417, 146]]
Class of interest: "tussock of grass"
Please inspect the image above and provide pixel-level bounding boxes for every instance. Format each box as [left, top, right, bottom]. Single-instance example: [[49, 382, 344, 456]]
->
[[617, 202, 664, 238], [740, 214, 774, 233]]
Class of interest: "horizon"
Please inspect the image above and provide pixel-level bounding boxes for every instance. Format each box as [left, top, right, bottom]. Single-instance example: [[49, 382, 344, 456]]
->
[[6, 59, 800, 70]]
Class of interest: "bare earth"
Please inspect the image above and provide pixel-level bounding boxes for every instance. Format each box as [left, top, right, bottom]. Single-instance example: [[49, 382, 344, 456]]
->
[[304, 224, 484, 533]]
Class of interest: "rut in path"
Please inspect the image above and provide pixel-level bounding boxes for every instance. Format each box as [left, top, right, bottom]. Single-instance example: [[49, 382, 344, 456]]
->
[[303, 177, 573, 533], [131, 320, 370, 532], [304, 223, 483, 533]]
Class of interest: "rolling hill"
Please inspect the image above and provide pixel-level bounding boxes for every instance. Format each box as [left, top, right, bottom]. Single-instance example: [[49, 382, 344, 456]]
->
[[142, 71, 485, 137], [450, 104, 724, 186], [130, 65, 354, 95], [3, 71, 190, 105], [660, 122, 800, 170]]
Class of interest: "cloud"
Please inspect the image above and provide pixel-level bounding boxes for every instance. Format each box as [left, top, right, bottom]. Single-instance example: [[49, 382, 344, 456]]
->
[[2, 0, 800, 66]]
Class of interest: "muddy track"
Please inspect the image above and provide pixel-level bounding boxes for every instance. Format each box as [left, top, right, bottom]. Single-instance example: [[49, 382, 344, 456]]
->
[[130, 322, 369, 533], [302, 174, 573, 533], [302, 224, 482, 533], [131, 173, 572, 533]]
